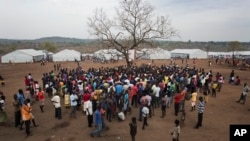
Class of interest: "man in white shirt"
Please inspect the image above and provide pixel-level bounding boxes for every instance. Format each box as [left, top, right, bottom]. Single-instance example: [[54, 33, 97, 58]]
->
[[142, 105, 149, 130], [85, 99, 93, 127], [51, 93, 62, 119], [153, 83, 161, 108]]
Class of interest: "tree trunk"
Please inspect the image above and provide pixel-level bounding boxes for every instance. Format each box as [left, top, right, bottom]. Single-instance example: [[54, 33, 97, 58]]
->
[[124, 53, 132, 69]]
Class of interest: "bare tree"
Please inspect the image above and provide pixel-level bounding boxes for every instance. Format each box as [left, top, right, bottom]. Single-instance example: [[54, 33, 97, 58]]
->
[[228, 41, 242, 60], [88, 0, 178, 67]]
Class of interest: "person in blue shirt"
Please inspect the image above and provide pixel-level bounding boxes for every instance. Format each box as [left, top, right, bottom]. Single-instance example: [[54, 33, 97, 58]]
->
[[90, 105, 102, 137], [123, 90, 129, 115], [17, 89, 25, 106], [115, 82, 123, 106], [115, 82, 123, 96]]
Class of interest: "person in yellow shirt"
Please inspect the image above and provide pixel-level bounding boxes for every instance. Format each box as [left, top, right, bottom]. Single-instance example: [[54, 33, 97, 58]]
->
[[190, 91, 197, 111], [95, 87, 103, 101], [211, 81, 218, 97]]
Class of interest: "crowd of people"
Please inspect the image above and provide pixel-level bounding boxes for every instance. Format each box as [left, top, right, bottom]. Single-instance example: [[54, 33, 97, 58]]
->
[[1, 60, 249, 140], [38, 62, 229, 139]]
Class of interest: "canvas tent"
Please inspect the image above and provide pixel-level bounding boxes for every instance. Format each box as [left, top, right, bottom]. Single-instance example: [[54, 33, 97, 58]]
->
[[170, 49, 207, 59], [37, 50, 54, 61], [82, 53, 94, 60], [208, 52, 231, 58], [52, 49, 81, 62], [208, 51, 250, 59], [139, 47, 171, 59], [93, 49, 123, 61], [234, 51, 250, 59], [1, 49, 44, 63]]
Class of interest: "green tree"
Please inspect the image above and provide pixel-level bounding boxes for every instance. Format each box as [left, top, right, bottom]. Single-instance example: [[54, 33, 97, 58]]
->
[[40, 42, 57, 52], [88, 0, 178, 67], [9, 45, 16, 51]]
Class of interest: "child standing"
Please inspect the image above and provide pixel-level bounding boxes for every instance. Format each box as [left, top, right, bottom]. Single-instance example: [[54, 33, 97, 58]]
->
[[129, 117, 137, 141], [171, 119, 180, 141]]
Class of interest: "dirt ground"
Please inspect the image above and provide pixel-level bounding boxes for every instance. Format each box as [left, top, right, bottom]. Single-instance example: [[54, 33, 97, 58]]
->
[[0, 59, 250, 141]]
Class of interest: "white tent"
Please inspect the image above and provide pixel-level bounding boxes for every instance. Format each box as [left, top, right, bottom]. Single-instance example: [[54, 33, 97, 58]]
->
[[1, 49, 44, 63], [36, 50, 54, 61], [208, 52, 232, 58], [208, 51, 250, 59], [93, 49, 123, 61], [139, 47, 171, 59], [234, 51, 250, 58], [52, 49, 81, 62], [170, 49, 207, 59]]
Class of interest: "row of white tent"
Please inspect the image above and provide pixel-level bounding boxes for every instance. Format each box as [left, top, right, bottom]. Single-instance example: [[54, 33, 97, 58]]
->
[[1, 48, 250, 63], [208, 51, 250, 58]]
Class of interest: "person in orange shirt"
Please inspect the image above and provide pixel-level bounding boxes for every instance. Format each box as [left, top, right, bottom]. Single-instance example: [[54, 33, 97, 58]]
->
[[37, 87, 45, 113], [179, 88, 187, 112], [21, 100, 32, 136]]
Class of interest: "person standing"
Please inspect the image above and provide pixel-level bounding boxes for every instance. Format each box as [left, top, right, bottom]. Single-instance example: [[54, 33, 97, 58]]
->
[[217, 74, 224, 92], [141, 105, 149, 130], [236, 83, 250, 104], [20, 99, 39, 130], [21, 100, 32, 136], [17, 89, 25, 106], [85, 98, 93, 127], [211, 81, 218, 97], [90, 105, 102, 137], [179, 88, 187, 112], [190, 91, 197, 111], [195, 96, 205, 129], [153, 83, 161, 108], [131, 84, 138, 107], [51, 93, 62, 119], [27, 99, 39, 127], [70, 91, 78, 118], [171, 119, 180, 141], [174, 93, 182, 116], [229, 70, 235, 84], [160, 94, 167, 118], [202, 80, 210, 103], [123, 90, 129, 115], [12, 94, 21, 128], [129, 117, 137, 141], [37, 87, 45, 112]]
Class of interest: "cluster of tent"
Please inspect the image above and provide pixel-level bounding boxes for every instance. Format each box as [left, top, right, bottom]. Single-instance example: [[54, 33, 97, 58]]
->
[[208, 51, 250, 59], [1, 48, 250, 64]]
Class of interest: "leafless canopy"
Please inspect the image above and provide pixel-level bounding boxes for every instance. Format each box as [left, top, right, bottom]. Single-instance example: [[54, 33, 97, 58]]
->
[[88, 0, 178, 67]]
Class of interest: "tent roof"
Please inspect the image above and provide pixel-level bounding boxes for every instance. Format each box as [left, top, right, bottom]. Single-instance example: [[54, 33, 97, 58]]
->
[[170, 49, 205, 54], [55, 49, 81, 55], [18, 49, 44, 56], [139, 47, 171, 59], [94, 49, 122, 55]]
